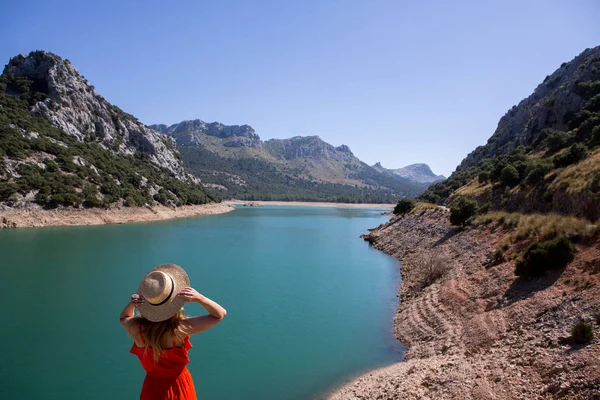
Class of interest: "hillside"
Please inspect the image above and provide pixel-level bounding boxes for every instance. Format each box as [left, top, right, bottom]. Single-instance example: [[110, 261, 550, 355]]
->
[[151, 120, 430, 203], [421, 46, 600, 221], [0, 51, 218, 209]]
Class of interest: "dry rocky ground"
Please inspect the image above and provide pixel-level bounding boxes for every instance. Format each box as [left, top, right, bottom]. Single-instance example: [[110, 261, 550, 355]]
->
[[330, 209, 600, 400], [0, 202, 234, 228]]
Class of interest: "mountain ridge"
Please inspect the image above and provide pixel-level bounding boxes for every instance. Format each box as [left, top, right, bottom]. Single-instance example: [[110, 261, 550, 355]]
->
[[151, 119, 433, 202]]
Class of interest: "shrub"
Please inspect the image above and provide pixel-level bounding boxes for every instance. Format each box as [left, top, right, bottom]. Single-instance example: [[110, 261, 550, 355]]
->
[[450, 198, 478, 226], [553, 143, 589, 168], [592, 125, 600, 146], [593, 312, 600, 325], [590, 172, 600, 194], [0, 182, 18, 201], [478, 171, 490, 184], [585, 93, 600, 112], [45, 160, 60, 173], [500, 165, 521, 187], [394, 198, 416, 215], [492, 248, 505, 265], [422, 254, 450, 287], [571, 321, 594, 344], [576, 116, 600, 142], [478, 202, 491, 214], [515, 237, 576, 278], [364, 235, 377, 245], [525, 162, 552, 185], [546, 130, 570, 152], [82, 184, 102, 208], [490, 159, 508, 182]]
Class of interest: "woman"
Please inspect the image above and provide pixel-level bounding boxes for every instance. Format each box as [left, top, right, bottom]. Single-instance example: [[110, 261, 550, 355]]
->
[[120, 263, 227, 400]]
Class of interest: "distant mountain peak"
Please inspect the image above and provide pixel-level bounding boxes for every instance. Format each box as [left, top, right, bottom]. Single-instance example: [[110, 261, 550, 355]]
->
[[373, 162, 445, 183], [393, 163, 446, 183]]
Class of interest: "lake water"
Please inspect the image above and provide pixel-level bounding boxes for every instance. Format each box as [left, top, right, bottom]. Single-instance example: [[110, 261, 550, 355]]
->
[[0, 206, 403, 400]]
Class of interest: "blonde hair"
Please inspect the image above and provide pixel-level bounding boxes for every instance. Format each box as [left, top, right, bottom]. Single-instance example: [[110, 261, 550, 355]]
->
[[137, 309, 186, 363]]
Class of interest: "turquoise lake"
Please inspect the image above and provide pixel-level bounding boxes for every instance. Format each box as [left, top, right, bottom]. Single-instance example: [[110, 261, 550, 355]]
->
[[0, 206, 403, 399]]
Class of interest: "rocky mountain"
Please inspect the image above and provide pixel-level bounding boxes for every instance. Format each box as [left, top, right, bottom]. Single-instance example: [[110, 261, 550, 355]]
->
[[153, 120, 261, 149], [0, 51, 217, 209], [151, 120, 430, 202], [372, 162, 445, 183], [421, 46, 600, 221]]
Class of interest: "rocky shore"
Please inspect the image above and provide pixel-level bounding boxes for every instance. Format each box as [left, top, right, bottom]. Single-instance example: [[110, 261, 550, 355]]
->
[[329, 209, 600, 399], [0, 202, 234, 228]]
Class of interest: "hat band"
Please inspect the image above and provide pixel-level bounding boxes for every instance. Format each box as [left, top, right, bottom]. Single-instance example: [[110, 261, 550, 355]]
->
[[146, 276, 175, 306]]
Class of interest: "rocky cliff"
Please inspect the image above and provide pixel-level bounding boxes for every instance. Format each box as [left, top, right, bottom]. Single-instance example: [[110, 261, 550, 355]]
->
[[7, 52, 188, 179], [0, 51, 216, 209], [263, 135, 355, 161], [460, 46, 600, 169], [151, 120, 261, 149]]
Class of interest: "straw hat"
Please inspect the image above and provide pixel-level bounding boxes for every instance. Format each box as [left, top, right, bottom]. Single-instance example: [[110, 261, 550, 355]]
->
[[137, 264, 190, 322]]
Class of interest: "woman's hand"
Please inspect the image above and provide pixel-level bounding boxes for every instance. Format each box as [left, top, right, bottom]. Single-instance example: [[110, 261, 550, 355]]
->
[[130, 293, 144, 308], [177, 287, 203, 303], [177, 287, 227, 334], [120, 294, 144, 330]]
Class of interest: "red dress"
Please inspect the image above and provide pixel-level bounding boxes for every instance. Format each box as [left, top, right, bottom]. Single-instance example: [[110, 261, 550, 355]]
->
[[130, 325, 197, 400]]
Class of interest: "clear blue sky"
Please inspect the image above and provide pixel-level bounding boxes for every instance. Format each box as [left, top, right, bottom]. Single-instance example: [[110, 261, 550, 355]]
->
[[1, 1, 599, 176]]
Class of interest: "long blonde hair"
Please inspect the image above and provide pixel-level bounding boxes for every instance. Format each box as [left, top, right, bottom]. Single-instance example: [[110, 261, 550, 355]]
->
[[137, 309, 187, 363]]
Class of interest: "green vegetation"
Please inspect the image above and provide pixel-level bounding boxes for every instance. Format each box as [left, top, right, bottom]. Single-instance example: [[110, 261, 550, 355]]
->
[[499, 165, 520, 187], [449, 198, 478, 226], [0, 56, 218, 209], [571, 321, 594, 344], [178, 144, 422, 203], [419, 53, 600, 221], [553, 143, 589, 168], [514, 237, 576, 278], [393, 198, 416, 215]]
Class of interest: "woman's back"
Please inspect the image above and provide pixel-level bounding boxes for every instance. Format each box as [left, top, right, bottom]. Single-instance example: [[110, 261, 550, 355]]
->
[[120, 264, 227, 400], [130, 323, 192, 376]]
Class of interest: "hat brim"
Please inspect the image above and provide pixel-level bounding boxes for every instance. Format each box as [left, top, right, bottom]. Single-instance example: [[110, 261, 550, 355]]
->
[[137, 264, 190, 322]]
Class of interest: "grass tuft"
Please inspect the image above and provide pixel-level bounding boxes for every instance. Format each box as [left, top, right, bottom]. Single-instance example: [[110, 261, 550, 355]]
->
[[571, 321, 594, 344]]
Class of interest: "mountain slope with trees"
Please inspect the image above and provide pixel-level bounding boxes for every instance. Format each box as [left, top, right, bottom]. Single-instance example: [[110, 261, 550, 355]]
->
[[0, 51, 218, 209], [421, 46, 600, 221], [151, 121, 433, 202]]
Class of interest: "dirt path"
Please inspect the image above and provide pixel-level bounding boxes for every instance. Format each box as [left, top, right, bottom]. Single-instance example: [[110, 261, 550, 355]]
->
[[329, 209, 600, 399]]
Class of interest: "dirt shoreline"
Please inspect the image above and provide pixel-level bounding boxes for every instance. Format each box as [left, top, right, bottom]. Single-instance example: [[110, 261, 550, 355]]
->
[[0, 200, 391, 229], [231, 200, 395, 209], [329, 209, 600, 399], [0, 202, 235, 228]]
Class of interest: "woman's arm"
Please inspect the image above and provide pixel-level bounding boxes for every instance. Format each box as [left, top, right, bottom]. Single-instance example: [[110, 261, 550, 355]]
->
[[178, 287, 227, 335], [119, 294, 143, 334]]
